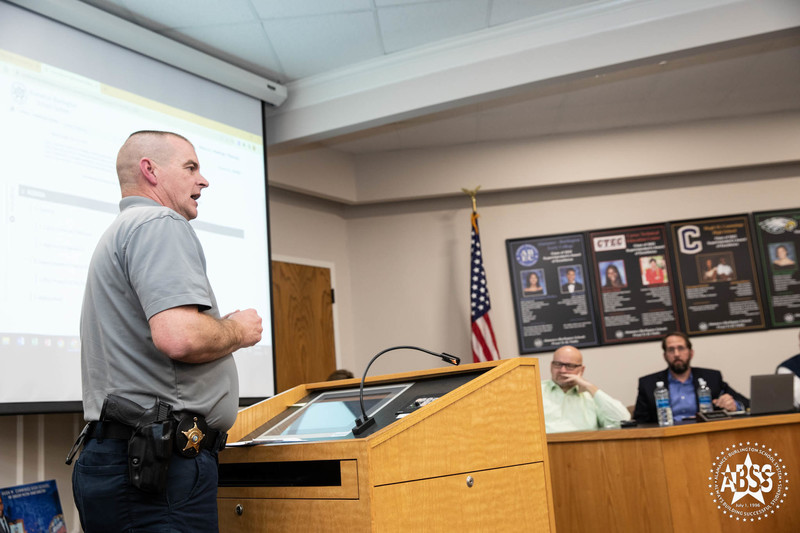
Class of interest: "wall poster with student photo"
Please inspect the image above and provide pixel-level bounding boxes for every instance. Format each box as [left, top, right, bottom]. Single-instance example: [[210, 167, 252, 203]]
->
[[753, 208, 800, 327], [588, 224, 680, 343], [669, 214, 766, 335], [506, 233, 599, 353]]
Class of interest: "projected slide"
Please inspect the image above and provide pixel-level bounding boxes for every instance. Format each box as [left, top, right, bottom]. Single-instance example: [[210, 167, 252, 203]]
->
[[0, 41, 273, 405]]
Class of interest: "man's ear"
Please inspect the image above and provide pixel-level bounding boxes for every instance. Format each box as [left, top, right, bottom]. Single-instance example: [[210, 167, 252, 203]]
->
[[139, 158, 157, 185]]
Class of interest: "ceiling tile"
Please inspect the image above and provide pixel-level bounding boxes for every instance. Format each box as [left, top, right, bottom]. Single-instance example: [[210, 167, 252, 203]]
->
[[374, 0, 442, 5], [489, 0, 597, 26], [378, 0, 490, 54], [119, 0, 256, 29], [263, 12, 383, 79], [162, 22, 283, 80], [251, 0, 374, 19]]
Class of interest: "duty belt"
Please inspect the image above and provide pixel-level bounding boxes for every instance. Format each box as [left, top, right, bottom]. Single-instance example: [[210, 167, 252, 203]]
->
[[89, 415, 227, 456]]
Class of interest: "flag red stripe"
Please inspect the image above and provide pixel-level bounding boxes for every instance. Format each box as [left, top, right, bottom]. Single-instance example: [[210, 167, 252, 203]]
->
[[482, 313, 499, 354], [472, 316, 498, 362], [472, 320, 491, 361], [471, 322, 488, 362]]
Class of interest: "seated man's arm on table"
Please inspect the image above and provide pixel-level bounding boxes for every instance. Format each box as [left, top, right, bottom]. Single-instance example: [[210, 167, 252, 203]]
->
[[592, 388, 631, 426], [713, 374, 749, 412], [150, 305, 262, 364], [561, 374, 631, 426]]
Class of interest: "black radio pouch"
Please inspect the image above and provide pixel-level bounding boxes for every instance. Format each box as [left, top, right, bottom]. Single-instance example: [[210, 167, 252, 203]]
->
[[101, 394, 176, 494]]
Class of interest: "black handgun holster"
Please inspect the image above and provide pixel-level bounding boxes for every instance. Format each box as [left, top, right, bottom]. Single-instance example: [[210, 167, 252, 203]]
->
[[128, 418, 176, 493], [100, 394, 176, 494]]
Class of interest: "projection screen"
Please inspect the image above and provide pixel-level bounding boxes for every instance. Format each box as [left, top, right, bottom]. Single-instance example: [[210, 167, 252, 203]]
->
[[0, 1, 275, 412]]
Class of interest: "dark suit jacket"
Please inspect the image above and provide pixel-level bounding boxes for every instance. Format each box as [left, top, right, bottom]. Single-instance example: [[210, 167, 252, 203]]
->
[[0, 515, 14, 533], [778, 353, 800, 375], [633, 367, 749, 423], [561, 282, 583, 292]]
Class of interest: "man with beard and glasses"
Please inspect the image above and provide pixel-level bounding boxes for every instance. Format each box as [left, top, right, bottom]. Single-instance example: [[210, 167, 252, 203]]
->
[[633, 331, 749, 423]]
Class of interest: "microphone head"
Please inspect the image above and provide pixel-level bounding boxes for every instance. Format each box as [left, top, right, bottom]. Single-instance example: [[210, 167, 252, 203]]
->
[[352, 415, 376, 436], [440, 352, 460, 365]]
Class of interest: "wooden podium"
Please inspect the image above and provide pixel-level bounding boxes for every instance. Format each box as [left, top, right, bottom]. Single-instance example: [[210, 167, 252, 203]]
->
[[217, 357, 556, 532]]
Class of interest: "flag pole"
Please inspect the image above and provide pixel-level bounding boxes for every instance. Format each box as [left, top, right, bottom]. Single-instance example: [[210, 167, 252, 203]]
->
[[462, 186, 480, 233], [461, 185, 480, 214], [464, 186, 499, 363]]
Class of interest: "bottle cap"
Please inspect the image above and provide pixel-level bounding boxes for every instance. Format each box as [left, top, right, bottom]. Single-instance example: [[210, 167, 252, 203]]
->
[[698, 378, 706, 386], [656, 381, 664, 387]]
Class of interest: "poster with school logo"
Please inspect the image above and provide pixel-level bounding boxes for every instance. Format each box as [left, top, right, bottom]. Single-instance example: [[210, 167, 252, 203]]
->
[[588, 224, 679, 343], [0, 480, 66, 533], [753, 208, 800, 327], [507, 233, 599, 353], [669, 215, 766, 334]]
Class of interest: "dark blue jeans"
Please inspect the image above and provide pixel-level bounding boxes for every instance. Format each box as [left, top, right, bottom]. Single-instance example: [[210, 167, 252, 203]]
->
[[72, 436, 219, 533]]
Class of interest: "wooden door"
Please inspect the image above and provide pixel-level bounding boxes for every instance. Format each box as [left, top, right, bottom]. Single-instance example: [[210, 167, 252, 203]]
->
[[271, 261, 336, 393]]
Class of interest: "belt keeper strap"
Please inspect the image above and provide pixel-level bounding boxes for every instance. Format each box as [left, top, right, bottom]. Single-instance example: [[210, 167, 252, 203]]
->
[[215, 432, 228, 452]]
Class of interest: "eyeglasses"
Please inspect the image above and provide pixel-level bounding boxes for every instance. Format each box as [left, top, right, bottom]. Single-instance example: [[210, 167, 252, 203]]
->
[[665, 346, 689, 354], [551, 361, 581, 370]]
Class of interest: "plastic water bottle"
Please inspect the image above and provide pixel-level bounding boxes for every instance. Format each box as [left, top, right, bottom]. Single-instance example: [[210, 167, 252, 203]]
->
[[697, 378, 713, 413], [655, 381, 673, 426]]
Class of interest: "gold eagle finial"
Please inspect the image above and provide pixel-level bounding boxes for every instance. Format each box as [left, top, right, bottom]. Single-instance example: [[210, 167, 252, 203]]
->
[[461, 185, 481, 214]]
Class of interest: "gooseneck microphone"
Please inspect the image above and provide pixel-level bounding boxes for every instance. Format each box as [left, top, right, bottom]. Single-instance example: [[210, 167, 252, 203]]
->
[[351, 345, 460, 436]]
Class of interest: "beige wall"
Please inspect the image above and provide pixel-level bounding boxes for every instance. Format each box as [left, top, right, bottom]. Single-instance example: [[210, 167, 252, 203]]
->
[[268, 113, 800, 406], [341, 170, 800, 405]]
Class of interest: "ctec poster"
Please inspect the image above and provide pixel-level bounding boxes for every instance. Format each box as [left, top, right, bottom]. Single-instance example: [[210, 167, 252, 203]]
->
[[588, 224, 680, 343]]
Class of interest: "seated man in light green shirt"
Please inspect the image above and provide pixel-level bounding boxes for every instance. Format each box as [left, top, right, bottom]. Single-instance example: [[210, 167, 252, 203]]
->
[[542, 345, 630, 433]]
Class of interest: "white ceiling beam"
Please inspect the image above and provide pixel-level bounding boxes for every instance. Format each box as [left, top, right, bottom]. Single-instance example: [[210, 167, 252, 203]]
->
[[266, 0, 800, 146]]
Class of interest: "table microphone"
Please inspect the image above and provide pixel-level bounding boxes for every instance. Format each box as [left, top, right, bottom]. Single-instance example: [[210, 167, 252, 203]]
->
[[351, 346, 460, 436]]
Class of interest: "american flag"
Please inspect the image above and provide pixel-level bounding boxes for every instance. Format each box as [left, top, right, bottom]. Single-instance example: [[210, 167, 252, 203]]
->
[[470, 212, 499, 362]]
